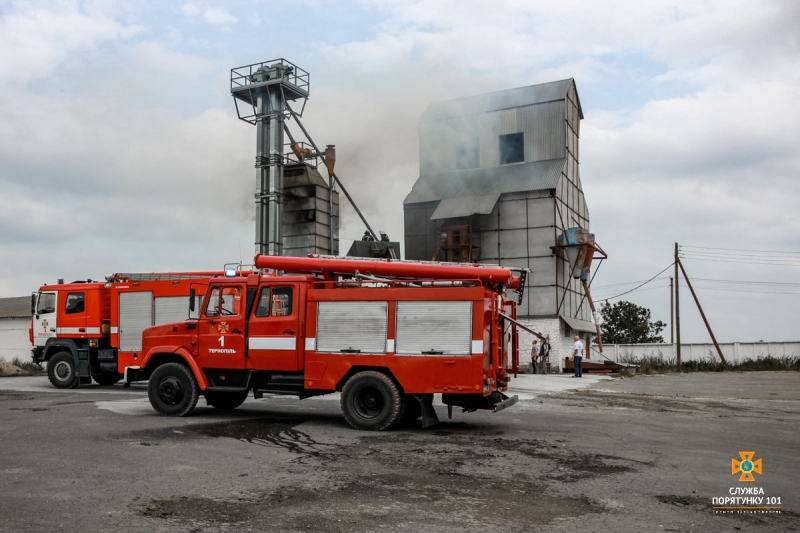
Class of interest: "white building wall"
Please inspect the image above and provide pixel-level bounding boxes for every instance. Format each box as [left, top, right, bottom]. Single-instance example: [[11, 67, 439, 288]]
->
[[515, 317, 594, 373], [605, 342, 800, 365], [0, 318, 31, 363]]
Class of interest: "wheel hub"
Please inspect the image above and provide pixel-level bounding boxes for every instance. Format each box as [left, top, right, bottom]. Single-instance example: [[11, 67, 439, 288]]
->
[[158, 376, 183, 405], [54, 361, 71, 381], [355, 386, 384, 418]]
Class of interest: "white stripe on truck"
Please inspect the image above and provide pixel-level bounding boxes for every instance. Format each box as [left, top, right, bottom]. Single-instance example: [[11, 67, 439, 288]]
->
[[248, 337, 297, 350]]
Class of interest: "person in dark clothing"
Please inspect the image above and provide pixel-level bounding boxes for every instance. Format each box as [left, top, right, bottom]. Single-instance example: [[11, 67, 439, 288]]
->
[[538, 337, 550, 374]]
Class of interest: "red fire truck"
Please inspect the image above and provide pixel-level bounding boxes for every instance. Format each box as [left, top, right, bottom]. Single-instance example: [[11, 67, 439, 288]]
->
[[130, 256, 524, 430], [30, 272, 227, 389]]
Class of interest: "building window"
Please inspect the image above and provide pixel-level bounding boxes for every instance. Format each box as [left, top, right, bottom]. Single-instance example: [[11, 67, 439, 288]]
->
[[499, 132, 524, 165], [455, 138, 479, 170]]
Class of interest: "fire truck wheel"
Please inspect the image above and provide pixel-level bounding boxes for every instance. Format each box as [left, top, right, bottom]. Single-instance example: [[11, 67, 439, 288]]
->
[[340, 371, 403, 431], [148, 363, 199, 417], [47, 352, 79, 389], [93, 373, 121, 386], [205, 390, 248, 410]]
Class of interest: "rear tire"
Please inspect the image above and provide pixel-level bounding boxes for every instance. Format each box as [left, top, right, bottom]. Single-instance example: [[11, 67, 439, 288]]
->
[[47, 352, 78, 389], [93, 373, 121, 386], [148, 363, 199, 417], [340, 371, 403, 431], [205, 390, 248, 410]]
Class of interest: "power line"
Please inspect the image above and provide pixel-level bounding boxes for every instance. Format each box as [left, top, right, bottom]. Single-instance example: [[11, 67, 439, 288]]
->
[[676, 286, 800, 296], [680, 251, 800, 262], [596, 263, 674, 302], [679, 256, 800, 267], [681, 245, 800, 255], [692, 277, 800, 287], [593, 277, 671, 289]]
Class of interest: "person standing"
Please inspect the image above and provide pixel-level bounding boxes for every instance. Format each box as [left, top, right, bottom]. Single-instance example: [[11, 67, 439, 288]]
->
[[571, 335, 584, 378], [530, 340, 539, 374], [538, 337, 550, 374]]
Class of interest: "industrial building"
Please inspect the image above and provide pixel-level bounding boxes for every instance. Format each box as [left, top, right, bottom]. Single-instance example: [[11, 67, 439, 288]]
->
[[404, 79, 599, 370]]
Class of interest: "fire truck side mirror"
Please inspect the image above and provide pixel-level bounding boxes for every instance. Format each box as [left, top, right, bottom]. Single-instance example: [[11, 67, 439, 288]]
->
[[31, 293, 36, 315], [189, 289, 196, 313]]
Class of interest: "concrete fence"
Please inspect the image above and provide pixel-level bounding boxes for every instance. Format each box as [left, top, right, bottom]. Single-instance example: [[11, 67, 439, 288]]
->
[[602, 342, 800, 365]]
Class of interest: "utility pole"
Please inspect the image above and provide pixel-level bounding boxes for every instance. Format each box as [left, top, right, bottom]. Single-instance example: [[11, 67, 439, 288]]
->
[[670, 276, 674, 344], [674, 242, 681, 366]]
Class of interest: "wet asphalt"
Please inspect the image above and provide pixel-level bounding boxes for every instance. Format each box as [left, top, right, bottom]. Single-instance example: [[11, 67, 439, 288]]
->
[[0, 372, 798, 532]]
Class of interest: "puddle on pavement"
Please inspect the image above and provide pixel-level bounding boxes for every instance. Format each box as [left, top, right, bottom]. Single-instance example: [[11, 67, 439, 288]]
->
[[190, 418, 339, 463]]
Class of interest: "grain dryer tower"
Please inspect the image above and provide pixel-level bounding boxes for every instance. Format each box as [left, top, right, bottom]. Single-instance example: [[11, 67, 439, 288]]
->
[[231, 59, 340, 257], [403, 79, 606, 369]]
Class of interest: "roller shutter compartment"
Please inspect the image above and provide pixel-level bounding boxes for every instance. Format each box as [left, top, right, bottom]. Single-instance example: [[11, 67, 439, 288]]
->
[[316, 301, 388, 354], [395, 301, 472, 356], [119, 292, 153, 352]]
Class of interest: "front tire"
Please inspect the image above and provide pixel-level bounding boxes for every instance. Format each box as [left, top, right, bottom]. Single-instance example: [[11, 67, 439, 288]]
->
[[148, 363, 199, 417], [205, 390, 248, 410], [47, 352, 78, 389], [340, 371, 403, 431]]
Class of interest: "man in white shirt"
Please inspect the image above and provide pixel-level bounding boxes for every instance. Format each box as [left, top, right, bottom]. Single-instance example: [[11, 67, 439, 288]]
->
[[571, 336, 584, 378]]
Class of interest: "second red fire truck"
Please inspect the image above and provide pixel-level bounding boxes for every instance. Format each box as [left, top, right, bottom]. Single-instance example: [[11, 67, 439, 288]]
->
[[30, 272, 228, 389]]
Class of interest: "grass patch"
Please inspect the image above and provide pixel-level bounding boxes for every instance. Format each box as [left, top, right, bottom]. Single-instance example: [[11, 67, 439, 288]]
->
[[619, 352, 800, 374], [10, 357, 44, 375]]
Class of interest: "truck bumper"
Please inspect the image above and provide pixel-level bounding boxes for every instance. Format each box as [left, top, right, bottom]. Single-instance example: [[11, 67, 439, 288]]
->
[[441, 391, 519, 412]]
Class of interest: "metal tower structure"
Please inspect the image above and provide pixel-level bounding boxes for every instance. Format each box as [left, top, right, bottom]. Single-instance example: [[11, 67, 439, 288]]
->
[[231, 59, 310, 256]]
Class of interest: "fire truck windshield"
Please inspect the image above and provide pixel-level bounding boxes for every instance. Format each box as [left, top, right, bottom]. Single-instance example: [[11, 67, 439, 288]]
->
[[205, 287, 241, 317], [36, 293, 55, 315]]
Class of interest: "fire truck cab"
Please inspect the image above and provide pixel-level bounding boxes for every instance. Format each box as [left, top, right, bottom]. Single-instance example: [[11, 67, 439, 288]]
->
[[30, 273, 223, 389], [133, 256, 523, 431]]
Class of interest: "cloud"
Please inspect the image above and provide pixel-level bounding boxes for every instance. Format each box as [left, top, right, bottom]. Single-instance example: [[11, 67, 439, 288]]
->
[[0, 2, 141, 87], [181, 3, 237, 25], [0, 0, 798, 342]]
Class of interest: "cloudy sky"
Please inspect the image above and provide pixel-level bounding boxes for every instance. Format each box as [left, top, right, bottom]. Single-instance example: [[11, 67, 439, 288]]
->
[[1, 0, 798, 343]]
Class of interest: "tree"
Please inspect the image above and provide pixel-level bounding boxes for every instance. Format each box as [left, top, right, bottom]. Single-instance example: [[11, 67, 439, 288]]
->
[[599, 301, 666, 344]]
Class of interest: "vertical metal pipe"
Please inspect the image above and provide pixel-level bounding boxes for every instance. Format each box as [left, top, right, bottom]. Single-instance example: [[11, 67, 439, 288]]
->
[[255, 91, 268, 256], [675, 243, 681, 366], [265, 88, 285, 256]]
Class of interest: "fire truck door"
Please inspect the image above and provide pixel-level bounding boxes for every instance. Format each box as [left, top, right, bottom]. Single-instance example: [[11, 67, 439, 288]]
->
[[58, 291, 88, 337], [197, 284, 246, 369], [32, 291, 57, 347], [247, 285, 300, 371]]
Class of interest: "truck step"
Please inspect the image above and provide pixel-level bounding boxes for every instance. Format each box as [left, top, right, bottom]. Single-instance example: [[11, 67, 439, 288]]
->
[[253, 373, 304, 397]]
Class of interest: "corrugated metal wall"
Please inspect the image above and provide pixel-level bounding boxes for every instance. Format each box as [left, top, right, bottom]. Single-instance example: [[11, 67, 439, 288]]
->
[[407, 81, 592, 321], [282, 186, 339, 257], [420, 101, 566, 176]]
